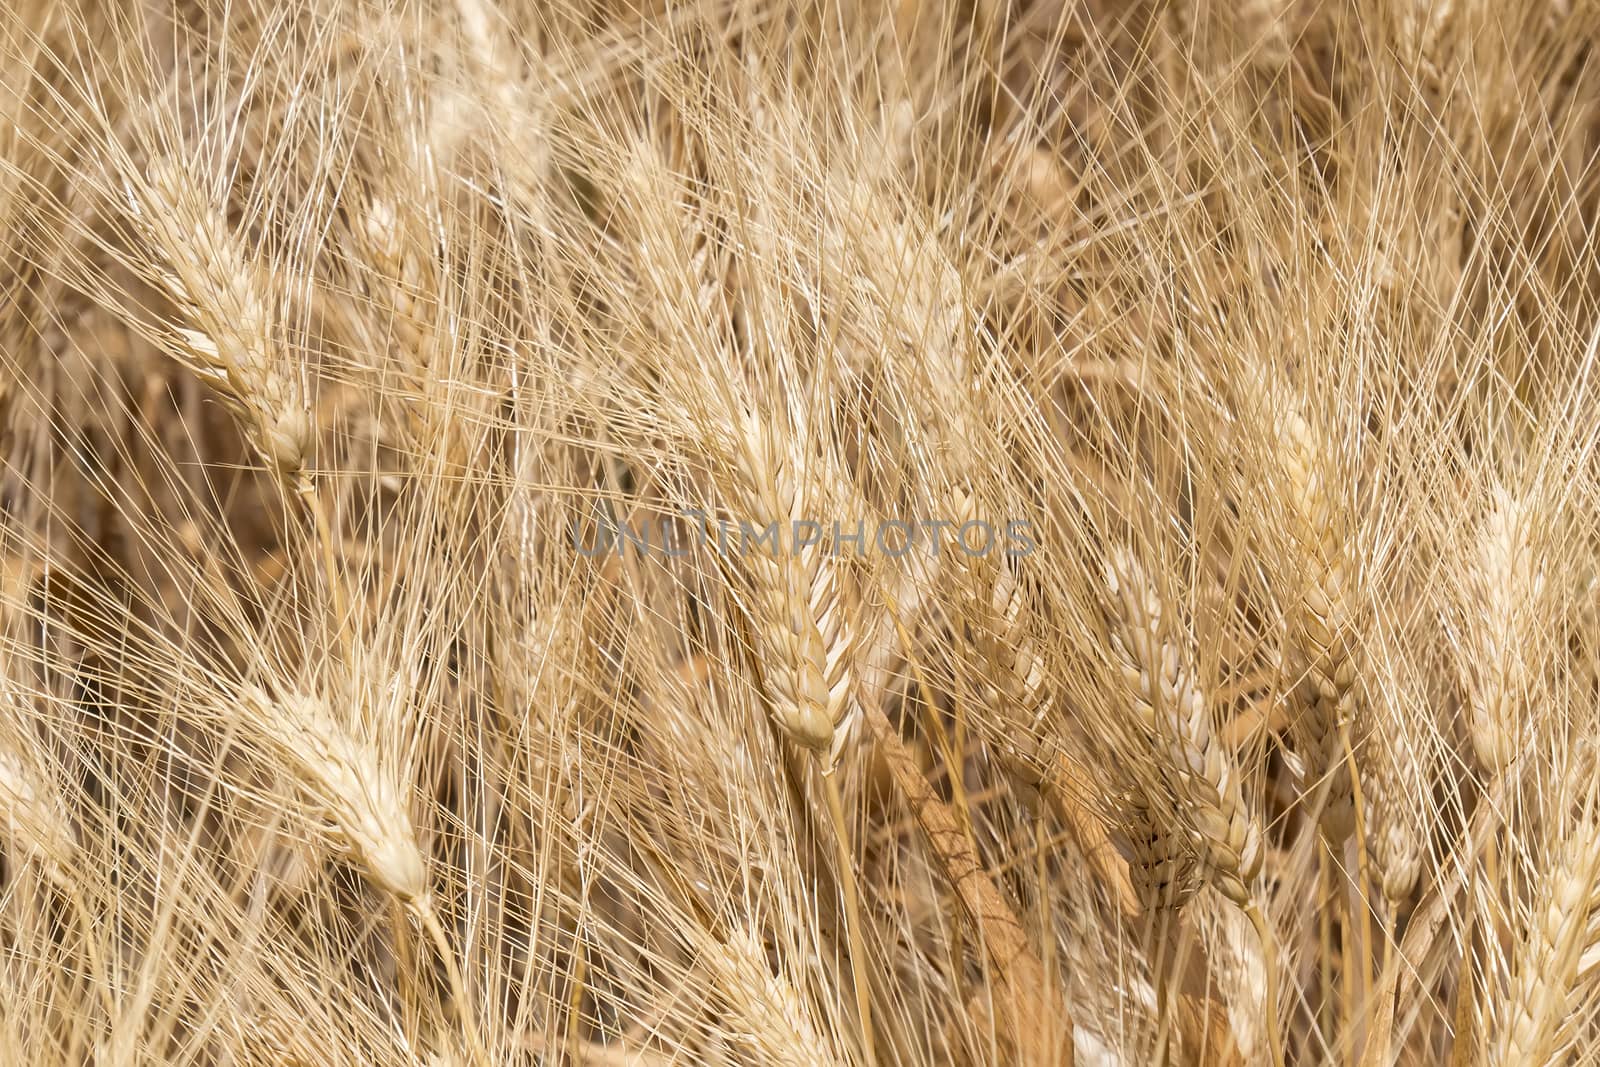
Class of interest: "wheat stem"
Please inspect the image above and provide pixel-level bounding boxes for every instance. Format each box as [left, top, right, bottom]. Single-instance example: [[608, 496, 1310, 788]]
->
[[1246, 901, 1285, 1067], [414, 896, 493, 1067], [822, 770, 876, 1065], [298, 482, 352, 666], [1337, 718, 1378, 1021]]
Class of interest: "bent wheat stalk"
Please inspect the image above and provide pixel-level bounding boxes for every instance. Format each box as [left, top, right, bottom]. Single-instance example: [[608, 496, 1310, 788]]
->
[[861, 692, 1074, 1065]]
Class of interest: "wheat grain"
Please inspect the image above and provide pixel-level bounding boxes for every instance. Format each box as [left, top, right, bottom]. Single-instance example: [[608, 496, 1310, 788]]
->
[[238, 686, 494, 1067], [360, 197, 437, 380]]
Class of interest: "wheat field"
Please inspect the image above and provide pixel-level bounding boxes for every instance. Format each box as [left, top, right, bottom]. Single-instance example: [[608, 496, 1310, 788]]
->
[[2, 0, 1599, 1064]]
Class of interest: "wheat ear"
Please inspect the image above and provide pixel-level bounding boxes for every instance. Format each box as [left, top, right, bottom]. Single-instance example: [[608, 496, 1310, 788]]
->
[[723, 414, 857, 768], [129, 158, 311, 492], [1276, 406, 1360, 843], [1100, 549, 1280, 1067], [840, 182, 1137, 920], [1464, 486, 1539, 774], [955, 493, 1058, 787], [1267, 392, 1390, 1037], [0, 752, 76, 877], [0, 747, 116, 1020], [1101, 550, 1262, 908], [840, 165, 1127, 891], [128, 158, 349, 653], [1490, 809, 1600, 1066], [940, 492, 1139, 913], [703, 927, 830, 1067], [241, 688, 490, 1067], [358, 196, 446, 452], [1364, 732, 1425, 910], [1112, 793, 1201, 916], [712, 415, 873, 1060]]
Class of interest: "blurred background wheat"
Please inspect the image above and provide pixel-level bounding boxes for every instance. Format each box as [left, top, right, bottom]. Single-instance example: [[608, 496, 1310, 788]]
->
[[3, 0, 1600, 1063]]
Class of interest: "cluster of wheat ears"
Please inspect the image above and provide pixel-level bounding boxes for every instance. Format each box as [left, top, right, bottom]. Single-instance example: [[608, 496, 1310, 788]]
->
[[3, 0, 1600, 1064]]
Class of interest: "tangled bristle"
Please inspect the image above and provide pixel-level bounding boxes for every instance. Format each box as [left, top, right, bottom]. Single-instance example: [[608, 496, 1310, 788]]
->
[[5, 0, 1600, 1062]]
